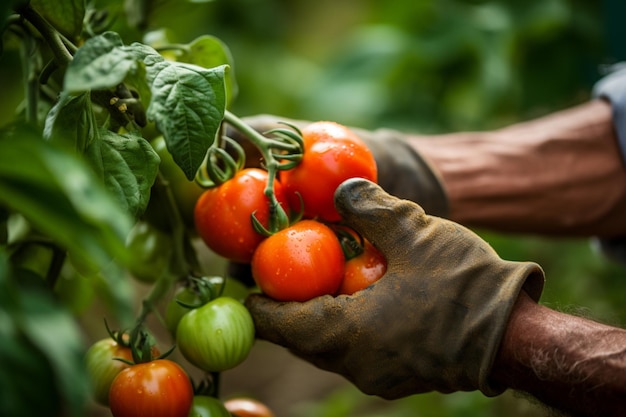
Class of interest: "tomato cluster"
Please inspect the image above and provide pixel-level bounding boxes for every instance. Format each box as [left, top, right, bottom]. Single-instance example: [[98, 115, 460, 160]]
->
[[194, 121, 387, 302]]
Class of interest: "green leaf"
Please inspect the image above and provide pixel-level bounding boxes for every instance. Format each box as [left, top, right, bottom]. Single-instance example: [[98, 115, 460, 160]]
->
[[180, 35, 238, 106], [43, 92, 94, 152], [0, 254, 89, 417], [86, 129, 160, 219], [64, 32, 136, 93], [145, 61, 227, 180], [30, 0, 86, 39], [0, 125, 134, 322]]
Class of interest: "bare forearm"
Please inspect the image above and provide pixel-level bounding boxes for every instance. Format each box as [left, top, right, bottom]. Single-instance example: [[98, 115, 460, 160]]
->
[[491, 292, 626, 417], [412, 100, 626, 237]]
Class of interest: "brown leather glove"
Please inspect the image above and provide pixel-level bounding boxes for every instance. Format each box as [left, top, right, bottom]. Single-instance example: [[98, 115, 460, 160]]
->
[[245, 178, 544, 399], [225, 115, 449, 217]]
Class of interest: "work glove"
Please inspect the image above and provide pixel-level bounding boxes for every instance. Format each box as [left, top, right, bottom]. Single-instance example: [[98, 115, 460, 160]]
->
[[225, 115, 449, 217], [245, 178, 544, 398]]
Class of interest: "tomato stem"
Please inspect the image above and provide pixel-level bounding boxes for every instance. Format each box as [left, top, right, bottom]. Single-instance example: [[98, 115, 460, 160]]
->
[[223, 110, 303, 235]]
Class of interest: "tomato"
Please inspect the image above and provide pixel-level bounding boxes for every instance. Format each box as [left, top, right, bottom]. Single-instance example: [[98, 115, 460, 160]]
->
[[125, 220, 172, 283], [152, 135, 205, 228], [194, 168, 290, 263], [176, 296, 255, 372], [224, 398, 275, 417], [109, 359, 193, 417], [188, 396, 231, 417], [85, 338, 134, 406], [280, 121, 377, 222], [251, 219, 345, 302], [336, 239, 387, 295]]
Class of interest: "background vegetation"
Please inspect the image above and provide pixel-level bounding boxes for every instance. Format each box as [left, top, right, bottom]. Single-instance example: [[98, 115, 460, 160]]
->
[[2, 0, 625, 416]]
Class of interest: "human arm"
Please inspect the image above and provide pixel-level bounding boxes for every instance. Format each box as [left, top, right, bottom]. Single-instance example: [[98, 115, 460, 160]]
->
[[491, 290, 626, 417], [412, 99, 626, 237]]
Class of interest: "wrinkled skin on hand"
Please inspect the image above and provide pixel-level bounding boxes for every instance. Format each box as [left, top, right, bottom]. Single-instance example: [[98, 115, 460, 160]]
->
[[245, 179, 544, 399]]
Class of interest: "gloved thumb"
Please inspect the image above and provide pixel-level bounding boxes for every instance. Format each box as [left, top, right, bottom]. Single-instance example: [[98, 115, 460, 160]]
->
[[334, 178, 428, 258]]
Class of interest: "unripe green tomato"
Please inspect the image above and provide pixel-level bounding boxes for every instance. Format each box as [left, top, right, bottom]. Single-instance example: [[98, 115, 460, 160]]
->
[[125, 221, 172, 283], [166, 277, 251, 336], [85, 338, 133, 406], [188, 396, 231, 417], [176, 297, 255, 372], [151, 135, 205, 228]]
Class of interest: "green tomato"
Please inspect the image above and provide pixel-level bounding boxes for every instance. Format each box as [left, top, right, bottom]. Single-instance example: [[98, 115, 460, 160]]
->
[[152, 135, 205, 228], [176, 297, 255, 372], [85, 338, 134, 406], [188, 396, 231, 417], [125, 221, 172, 283]]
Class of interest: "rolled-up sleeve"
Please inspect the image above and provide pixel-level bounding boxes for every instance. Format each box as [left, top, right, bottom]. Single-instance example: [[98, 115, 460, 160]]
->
[[592, 64, 626, 264]]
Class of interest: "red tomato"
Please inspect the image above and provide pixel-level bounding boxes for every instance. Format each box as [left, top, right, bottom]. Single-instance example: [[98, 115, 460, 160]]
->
[[109, 359, 193, 417], [251, 220, 345, 301], [224, 398, 276, 417], [336, 239, 387, 295], [194, 168, 289, 263], [280, 121, 377, 222]]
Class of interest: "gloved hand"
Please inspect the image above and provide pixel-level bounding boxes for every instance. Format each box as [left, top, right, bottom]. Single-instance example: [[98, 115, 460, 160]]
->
[[245, 178, 544, 398], [225, 114, 449, 217]]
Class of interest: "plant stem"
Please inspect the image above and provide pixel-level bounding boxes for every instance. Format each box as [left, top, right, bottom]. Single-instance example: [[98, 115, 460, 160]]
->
[[18, 5, 73, 66], [223, 110, 294, 232]]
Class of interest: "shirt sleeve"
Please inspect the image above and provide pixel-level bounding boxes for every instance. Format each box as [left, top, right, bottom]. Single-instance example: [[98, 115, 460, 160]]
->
[[592, 63, 626, 163], [591, 64, 626, 264]]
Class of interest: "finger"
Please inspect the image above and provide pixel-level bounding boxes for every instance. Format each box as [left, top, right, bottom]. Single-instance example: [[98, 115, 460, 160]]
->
[[244, 293, 346, 355], [333, 178, 427, 256]]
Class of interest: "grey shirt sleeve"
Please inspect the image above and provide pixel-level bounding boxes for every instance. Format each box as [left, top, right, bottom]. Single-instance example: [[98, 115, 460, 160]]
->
[[592, 63, 626, 163], [591, 64, 626, 264]]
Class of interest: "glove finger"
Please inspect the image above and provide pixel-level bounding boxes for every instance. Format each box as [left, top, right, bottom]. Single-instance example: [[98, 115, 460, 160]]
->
[[244, 293, 348, 355], [334, 178, 427, 258]]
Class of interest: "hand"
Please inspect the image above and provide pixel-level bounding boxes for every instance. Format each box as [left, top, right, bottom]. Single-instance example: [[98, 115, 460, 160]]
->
[[245, 178, 544, 399]]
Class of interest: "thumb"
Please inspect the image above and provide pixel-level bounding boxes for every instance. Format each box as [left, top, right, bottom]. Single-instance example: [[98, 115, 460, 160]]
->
[[334, 178, 428, 256]]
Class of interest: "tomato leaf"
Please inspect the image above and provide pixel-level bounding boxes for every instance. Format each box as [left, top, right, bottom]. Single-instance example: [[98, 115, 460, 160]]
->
[[29, 0, 85, 39], [63, 32, 137, 93], [0, 125, 134, 323], [43, 92, 94, 152], [0, 255, 89, 417], [179, 35, 238, 106], [144, 60, 227, 180], [86, 129, 160, 219]]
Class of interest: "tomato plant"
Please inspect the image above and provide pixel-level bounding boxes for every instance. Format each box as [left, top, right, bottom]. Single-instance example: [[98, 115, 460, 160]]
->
[[337, 239, 387, 295], [85, 338, 134, 406], [176, 297, 255, 372], [195, 168, 290, 263], [251, 219, 345, 301], [224, 398, 276, 417], [109, 359, 193, 417], [188, 396, 231, 417], [280, 121, 377, 222]]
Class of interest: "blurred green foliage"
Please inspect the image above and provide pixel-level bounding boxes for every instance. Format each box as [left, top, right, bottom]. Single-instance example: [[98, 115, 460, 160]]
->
[[2, 0, 625, 416]]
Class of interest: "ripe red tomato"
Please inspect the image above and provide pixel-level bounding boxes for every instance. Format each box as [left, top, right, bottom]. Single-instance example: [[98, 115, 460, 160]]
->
[[224, 398, 275, 417], [251, 220, 345, 301], [194, 168, 290, 263], [109, 359, 193, 417], [280, 121, 377, 222], [85, 338, 134, 406], [336, 239, 387, 295]]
